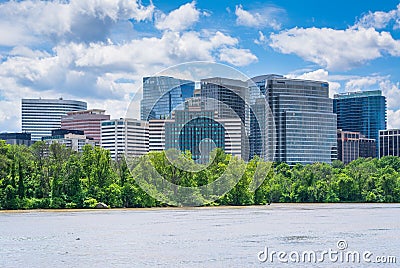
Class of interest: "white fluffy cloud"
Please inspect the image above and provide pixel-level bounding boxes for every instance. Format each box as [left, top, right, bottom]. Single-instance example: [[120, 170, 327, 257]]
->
[[0, 1, 259, 132], [0, 30, 244, 95], [0, 0, 154, 45], [155, 1, 200, 32], [73, 31, 243, 70], [254, 31, 267, 45], [286, 69, 341, 98], [0, 29, 254, 131], [379, 80, 400, 111], [345, 76, 383, 91], [354, 4, 400, 30], [270, 27, 400, 70], [388, 109, 400, 129], [219, 47, 258, 66], [235, 4, 283, 30]]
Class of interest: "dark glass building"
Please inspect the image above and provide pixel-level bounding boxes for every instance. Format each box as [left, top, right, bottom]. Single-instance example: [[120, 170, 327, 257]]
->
[[333, 90, 387, 156], [140, 76, 195, 121], [0, 132, 33, 146], [249, 75, 281, 160], [200, 77, 249, 159], [251, 75, 337, 165], [42, 129, 85, 140], [165, 101, 225, 163], [200, 77, 247, 125]]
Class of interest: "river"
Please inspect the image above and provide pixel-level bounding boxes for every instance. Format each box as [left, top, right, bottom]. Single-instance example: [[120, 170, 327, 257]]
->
[[0, 204, 399, 267]]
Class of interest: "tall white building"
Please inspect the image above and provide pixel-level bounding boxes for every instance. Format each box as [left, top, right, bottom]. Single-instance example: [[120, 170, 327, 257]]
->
[[219, 118, 244, 159], [22, 98, 87, 141], [101, 118, 149, 160], [149, 119, 173, 152]]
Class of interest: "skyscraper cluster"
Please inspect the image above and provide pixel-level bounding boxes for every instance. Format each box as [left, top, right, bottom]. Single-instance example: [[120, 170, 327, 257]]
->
[[1, 74, 396, 164]]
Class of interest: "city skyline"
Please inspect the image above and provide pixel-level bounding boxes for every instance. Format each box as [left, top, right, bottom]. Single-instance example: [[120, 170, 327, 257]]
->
[[6, 76, 398, 134], [5, 74, 393, 163], [0, 0, 399, 133]]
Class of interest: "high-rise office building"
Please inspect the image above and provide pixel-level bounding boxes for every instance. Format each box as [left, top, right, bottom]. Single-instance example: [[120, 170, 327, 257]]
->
[[165, 106, 224, 163], [22, 98, 87, 141], [101, 118, 149, 160], [333, 90, 386, 156], [164, 96, 245, 163], [218, 117, 243, 158], [61, 109, 110, 142], [380, 129, 400, 157], [337, 129, 376, 164], [251, 75, 337, 165], [140, 76, 195, 121], [200, 77, 247, 125], [201, 77, 249, 159], [249, 78, 276, 161], [148, 119, 173, 152]]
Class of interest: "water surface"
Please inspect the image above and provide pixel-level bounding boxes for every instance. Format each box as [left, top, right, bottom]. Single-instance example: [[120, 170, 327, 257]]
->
[[0, 204, 399, 267]]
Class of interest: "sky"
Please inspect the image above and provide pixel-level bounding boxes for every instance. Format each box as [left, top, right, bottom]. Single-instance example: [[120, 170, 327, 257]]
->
[[0, 0, 400, 131]]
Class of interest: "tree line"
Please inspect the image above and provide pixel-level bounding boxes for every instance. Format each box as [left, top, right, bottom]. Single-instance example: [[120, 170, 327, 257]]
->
[[0, 140, 399, 209]]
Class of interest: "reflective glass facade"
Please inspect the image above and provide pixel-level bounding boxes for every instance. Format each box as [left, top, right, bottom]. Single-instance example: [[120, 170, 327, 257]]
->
[[251, 75, 337, 165], [200, 77, 247, 125], [0, 132, 33, 146], [140, 76, 195, 121], [333, 90, 387, 156], [165, 108, 225, 163], [200, 77, 248, 159]]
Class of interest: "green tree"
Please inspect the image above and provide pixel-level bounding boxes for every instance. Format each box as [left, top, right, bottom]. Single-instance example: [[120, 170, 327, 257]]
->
[[3, 185, 18, 209], [333, 174, 359, 201]]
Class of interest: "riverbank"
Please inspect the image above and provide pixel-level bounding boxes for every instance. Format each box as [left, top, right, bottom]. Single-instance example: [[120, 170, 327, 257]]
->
[[1, 202, 399, 213]]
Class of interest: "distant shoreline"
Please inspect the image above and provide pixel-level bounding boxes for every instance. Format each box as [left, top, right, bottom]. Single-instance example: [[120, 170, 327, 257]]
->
[[1, 203, 399, 213]]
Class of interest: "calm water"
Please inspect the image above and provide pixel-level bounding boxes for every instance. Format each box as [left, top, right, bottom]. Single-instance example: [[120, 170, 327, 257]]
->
[[0, 204, 399, 267]]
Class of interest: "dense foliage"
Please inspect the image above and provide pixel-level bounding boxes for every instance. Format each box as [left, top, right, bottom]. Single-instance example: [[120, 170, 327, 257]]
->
[[0, 140, 399, 209]]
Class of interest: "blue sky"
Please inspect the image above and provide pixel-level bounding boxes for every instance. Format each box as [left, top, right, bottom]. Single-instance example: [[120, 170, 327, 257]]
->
[[0, 0, 399, 131]]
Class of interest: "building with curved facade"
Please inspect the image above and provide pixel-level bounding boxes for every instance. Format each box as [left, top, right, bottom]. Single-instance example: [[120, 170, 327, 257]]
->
[[22, 98, 87, 141]]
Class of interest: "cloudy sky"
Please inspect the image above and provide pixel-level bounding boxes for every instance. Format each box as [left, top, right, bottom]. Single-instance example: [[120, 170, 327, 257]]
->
[[0, 0, 400, 131]]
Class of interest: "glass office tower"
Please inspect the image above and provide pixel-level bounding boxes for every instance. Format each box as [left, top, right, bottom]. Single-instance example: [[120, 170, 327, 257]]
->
[[333, 90, 387, 156], [200, 77, 247, 125], [140, 76, 195, 121], [200, 77, 249, 159], [22, 98, 87, 141], [165, 101, 225, 163], [251, 75, 337, 165]]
